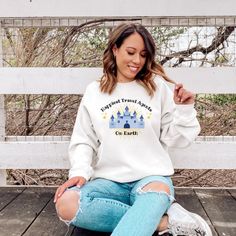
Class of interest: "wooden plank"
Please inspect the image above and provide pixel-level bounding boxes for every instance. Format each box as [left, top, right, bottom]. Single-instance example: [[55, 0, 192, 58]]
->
[[1, 17, 236, 28], [0, 0, 236, 17], [0, 26, 6, 186], [2, 187, 236, 235], [0, 67, 97, 95], [71, 227, 110, 236], [0, 96, 5, 139], [169, 141, 236, 169], [0, 140, 70, 169], [228, 189, 236, 199], [167, 67, 236, 94], [23, 198, 73, 236], [0, 28, 5, 140], [0, 138, 236, 169], [174, 188, 217, 235], [0, 170, 7, 186], [6, 135, 236, 142], [0, 187, 25, 211], [0, 187, 54, 235], [5, 135, 70, 142], [195, 189, 236, 236], [0, 67, 236, 94]]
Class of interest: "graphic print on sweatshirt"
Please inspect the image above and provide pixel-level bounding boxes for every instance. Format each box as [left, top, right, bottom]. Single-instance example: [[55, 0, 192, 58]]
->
[[100, 98, 152, 137], [109, 106, 144, 129]]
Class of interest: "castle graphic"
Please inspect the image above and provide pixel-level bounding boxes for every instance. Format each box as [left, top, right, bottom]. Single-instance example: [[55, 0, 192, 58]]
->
[[109, 106, 144, 129]]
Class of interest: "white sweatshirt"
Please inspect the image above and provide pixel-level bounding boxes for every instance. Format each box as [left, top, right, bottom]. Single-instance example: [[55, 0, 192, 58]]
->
[[68, 76, 200, 182]]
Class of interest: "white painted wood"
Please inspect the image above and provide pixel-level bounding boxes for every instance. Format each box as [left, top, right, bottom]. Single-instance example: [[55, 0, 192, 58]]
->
[[0, 26, 4, 141], [0, 41, 4, 140], [1, 17, 236, 28], [0, 170, 7, 185], [166, 67, 236, 94], [0, 67, 98, 95], [0, 140, 70, 169], [0, 96, 5, 141], [169, 142, 236, 169], [0, 137, 235, 169], [0, 26, 6, 185], [0, 67, 235, 94], [5, 135, 70, 142], [5, 135, 236, 142], [0, 0, 235, 17]]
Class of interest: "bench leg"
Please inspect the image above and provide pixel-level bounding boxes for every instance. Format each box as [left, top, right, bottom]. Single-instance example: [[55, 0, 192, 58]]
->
[[0, 169, 7, 186]]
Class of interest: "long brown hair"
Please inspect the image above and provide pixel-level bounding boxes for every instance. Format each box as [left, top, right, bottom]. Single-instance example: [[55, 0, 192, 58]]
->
[[100, 23, 175, 96]]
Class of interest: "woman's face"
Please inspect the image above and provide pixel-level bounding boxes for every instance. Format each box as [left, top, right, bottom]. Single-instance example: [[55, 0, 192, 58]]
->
[[113, 32, 147, 83]]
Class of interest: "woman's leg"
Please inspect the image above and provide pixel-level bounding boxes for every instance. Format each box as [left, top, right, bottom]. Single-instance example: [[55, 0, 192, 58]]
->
[[56, 178, 131, 232], [111, 176, 174, 236]]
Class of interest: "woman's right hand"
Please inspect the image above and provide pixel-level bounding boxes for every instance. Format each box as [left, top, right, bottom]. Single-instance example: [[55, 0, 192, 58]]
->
[[54, 176, 86, 203]]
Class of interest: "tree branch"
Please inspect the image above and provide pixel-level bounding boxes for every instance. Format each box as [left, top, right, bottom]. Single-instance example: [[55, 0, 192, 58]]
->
[[160, 26, 235, 65]]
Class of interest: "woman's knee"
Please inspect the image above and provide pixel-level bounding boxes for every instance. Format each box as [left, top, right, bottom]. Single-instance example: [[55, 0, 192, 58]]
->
[[55, 190, 80, 221], [141, 181, 170, 195]]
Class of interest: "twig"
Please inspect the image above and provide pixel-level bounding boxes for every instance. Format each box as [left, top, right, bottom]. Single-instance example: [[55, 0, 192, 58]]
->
[[40, 173, 62, 180], [176, 170, 211, 187], [15, 170, 39, 185]]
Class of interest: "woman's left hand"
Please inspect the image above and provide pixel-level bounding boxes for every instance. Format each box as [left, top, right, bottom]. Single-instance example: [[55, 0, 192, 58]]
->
[[174, 83, 195, 105]]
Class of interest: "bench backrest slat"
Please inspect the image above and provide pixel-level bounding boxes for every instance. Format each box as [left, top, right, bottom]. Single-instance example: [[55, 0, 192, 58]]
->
[[0, 67, 235, 94], [1, 0, 236, 18]]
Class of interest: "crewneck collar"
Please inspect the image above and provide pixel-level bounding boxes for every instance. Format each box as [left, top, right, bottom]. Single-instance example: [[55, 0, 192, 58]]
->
[[116, 79, 137, 86]]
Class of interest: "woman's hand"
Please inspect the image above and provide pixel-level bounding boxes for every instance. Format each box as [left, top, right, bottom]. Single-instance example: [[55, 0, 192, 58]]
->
[[54, 176, 86, 203], [174, 84, 195, 105]]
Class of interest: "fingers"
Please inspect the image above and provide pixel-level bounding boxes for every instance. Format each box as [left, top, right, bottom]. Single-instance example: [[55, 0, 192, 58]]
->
[[54, 179, 74, 203], [76, 177, 86, 188], [174, 84, 183, 102], [174, 84, 194, 104], [175, 83, 183, 91], [54, 176, 87, 203], [54, 184, 67, 203], [180, 91, 194, 103]]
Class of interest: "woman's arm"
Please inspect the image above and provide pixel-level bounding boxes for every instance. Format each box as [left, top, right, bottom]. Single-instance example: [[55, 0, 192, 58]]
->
[[160, 82, 201, 148], [68, 97, 100, 180]]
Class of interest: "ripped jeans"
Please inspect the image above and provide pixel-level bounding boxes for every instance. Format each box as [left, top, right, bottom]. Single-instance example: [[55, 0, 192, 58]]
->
[[61, 175, 174, 236]]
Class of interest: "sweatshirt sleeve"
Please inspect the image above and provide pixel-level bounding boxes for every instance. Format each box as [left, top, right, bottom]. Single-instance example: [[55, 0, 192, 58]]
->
[[68, 94, 99, 180], [159, 81, 201, 148]]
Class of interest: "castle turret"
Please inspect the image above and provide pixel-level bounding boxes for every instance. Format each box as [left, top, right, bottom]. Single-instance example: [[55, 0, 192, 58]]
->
[[124, 106, 130, 117]]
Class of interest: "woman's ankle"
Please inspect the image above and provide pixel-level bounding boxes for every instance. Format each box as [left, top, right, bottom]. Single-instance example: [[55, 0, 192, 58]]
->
[[156, 215, 168, 232]]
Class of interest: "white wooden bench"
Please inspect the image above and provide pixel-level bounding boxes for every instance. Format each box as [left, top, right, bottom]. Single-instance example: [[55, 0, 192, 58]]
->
[[0, 67, 236, 186]]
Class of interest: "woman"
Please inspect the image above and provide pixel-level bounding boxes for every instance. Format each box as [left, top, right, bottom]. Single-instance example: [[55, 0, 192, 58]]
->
[[54, 23, 212, 236]]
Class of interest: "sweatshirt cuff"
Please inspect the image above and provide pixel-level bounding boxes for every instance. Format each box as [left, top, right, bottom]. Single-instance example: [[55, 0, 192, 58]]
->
[[175, 104, 196, 117], [69, 169, 92, 181]]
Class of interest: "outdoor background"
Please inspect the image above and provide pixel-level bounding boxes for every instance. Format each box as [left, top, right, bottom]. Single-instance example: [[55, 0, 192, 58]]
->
[[1, 18, 235, 187]]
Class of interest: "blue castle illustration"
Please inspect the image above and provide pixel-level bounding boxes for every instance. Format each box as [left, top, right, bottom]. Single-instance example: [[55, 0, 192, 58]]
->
[[109, 106, 144, 129]]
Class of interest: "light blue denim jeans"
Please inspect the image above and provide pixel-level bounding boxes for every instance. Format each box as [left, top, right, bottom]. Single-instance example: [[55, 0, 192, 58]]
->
[[63, 175, 175, 236]]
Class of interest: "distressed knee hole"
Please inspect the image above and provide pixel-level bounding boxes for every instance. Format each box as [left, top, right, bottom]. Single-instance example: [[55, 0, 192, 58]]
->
[[56, 190, 80, 222], [140, 181, 170, 195]]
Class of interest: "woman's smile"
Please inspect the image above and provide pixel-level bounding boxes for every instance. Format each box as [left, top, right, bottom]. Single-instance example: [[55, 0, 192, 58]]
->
[[128, 65, 140, 73]]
